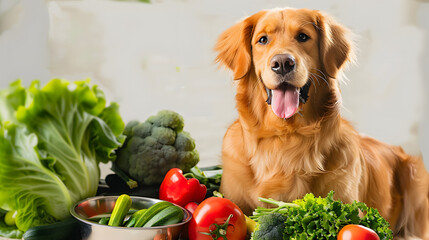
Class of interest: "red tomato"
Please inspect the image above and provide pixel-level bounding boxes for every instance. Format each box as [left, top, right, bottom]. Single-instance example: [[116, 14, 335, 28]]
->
[[338, 225, 380, 240], [188, 197, 247, 240]]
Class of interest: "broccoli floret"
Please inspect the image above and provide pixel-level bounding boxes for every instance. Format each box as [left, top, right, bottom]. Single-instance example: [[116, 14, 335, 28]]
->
[[114, 110, 199, 186], [151, 126, 176, 145], [147, 110, 184, 131], [132, 121, 152, 138], [177, 150, 199, 171], [252, 213, 287, 240], [123, 120, 139, 136], [175, 131, 196, 151]]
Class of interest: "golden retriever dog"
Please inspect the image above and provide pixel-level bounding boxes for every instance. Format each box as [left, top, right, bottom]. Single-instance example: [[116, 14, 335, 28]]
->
[[215, 8, 429, 239]]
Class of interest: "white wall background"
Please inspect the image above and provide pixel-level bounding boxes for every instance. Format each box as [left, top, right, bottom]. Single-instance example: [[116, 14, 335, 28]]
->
[[0, 0, 428, 177]]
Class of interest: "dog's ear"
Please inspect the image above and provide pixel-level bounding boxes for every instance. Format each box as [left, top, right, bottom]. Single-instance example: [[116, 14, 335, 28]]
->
[[215, 11, 266, 80], [316, 12, 354, 78]]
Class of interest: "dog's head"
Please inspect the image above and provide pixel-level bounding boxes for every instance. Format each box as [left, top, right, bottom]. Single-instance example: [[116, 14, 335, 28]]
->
[[216, 8, 353, 122]]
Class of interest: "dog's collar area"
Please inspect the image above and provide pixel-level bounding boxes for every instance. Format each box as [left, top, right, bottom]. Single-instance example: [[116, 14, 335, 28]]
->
[[299, 81, 311, 104], [265, 81, 311, 105], [266, 87, 273, 104]]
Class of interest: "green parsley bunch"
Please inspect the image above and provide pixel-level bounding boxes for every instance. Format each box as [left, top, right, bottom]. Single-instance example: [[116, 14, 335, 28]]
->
[[251, 191, 392, 240]]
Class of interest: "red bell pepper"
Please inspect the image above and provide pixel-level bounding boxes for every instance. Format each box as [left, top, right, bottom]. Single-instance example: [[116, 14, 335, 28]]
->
[[159, 168, 207, 207]]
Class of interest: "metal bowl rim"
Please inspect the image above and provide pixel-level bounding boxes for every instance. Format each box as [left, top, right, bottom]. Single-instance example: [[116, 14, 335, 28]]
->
[[70, 195, 192, 230]]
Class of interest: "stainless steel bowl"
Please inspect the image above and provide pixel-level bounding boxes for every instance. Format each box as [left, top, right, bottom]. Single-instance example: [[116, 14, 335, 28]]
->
[[70, 196, 191, 240]]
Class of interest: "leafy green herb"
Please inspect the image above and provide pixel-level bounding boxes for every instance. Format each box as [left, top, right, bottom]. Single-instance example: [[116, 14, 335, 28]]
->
[[251, 191, 392, 240]]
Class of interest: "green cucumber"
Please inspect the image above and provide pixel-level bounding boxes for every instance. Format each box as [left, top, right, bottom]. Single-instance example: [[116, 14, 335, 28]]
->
[[143, 205, 184, 227], [22, 217, 80, 240], [108, 194, 132, 226], [125, 209, 147, 227], [134, 201, 172, 227]]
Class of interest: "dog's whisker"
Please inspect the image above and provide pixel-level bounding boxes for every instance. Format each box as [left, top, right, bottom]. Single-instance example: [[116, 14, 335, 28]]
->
[[310, 71, 329, 87], [311, 69, 330, 87], [309, 73, 322, 88], [312, 68, 328, 81], [310, 71, 327, 82], [309, 73, 320, 86], [320, 77, 330, 87], [308, 75, 317, 93]]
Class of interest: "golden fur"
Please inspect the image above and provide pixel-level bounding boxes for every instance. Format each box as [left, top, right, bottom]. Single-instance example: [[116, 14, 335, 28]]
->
[[215, 8, 429, 239]]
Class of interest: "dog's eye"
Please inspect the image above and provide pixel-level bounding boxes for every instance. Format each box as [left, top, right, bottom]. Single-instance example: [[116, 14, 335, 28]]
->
[[296, 33, 310, 42], [258, 36, 268, 45]]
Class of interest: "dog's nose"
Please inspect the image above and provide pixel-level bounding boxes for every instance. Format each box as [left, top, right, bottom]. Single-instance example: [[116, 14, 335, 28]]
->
[[271, 54, 296, 76]]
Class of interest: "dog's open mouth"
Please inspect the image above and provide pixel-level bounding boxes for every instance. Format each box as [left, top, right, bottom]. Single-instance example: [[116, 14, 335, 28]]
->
[[265, 81, 311, 119]]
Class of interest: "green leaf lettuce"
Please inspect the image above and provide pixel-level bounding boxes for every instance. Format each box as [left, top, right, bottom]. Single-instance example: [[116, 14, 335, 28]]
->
[[0, 79, 125, 236]]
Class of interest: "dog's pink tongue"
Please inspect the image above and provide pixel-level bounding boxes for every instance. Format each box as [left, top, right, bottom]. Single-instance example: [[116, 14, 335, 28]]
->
[[271, 87, 299, 118]]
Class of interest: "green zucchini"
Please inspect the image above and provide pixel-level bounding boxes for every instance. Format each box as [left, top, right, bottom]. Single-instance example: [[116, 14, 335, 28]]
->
[[134, 201, 172, 227], [98, 217, 109, 225], [22, 217, 80, 240], [108, 194, 132, 226], [125, 209, 147, 227], [143, 205, 184, 227]]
